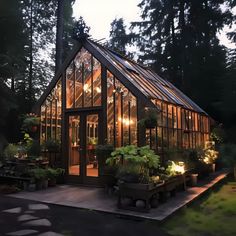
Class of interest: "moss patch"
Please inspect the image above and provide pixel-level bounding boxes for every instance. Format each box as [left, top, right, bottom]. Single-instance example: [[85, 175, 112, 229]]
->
[[162, 181, 236, 236]]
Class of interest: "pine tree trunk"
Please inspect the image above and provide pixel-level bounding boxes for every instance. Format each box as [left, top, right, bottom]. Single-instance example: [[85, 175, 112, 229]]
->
[[28, 0, 33, 111], [55, 0, 64, 74]]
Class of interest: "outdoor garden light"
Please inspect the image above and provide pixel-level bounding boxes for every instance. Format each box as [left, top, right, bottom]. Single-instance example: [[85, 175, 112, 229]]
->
[[174, 162, 185, 174]]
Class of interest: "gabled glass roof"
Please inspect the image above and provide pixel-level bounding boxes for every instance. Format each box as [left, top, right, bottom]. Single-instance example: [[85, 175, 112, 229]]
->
[[88, 39, 207, 115]]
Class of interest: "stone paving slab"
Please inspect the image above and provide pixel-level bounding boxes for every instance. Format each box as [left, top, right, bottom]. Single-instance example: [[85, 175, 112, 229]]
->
[[8, 171, 228, 221]]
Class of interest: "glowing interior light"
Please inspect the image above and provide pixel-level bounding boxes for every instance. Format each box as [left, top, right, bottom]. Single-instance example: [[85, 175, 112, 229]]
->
[[118, 118, 133, 126], [96, 87, 101, 93], [83, 84, 91, 93]]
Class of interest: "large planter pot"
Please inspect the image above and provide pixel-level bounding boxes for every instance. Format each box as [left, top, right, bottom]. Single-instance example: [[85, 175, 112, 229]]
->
[[42, 179, 48, 189], [36, 180, 43, 190], [48, 178, 57, 187], [211, 163, 216, 173], [31, 126, 38, 133], [190, 173, 198, 186]]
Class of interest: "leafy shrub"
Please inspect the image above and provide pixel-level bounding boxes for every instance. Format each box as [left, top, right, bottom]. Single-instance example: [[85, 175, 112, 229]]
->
[[47, 168, 65, 179], [43, 139, 60, 152], [30, 168, 48, 180], [219, 143, 236, 167], [106, 145, 160, 183], [3, 144, 18, 160], [22, 113, 40, 133]]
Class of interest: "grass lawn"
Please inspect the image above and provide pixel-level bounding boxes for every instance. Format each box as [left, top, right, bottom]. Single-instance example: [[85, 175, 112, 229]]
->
[[162, 179, 236, 236]]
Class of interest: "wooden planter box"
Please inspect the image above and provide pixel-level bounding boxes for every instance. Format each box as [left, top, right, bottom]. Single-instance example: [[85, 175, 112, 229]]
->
[[159, 174, 186, 201], [117, 181, 165, 212]]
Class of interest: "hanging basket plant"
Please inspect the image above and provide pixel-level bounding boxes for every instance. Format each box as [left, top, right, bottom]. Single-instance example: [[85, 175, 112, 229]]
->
[[22, 113, 40, 133], [139, 107, 158, 129]]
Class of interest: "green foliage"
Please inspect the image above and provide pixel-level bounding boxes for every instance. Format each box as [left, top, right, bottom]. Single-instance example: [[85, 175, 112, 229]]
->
[[30, 168, 48, 180], [47, 168, 65, 179], [22, 114, 40, 132], [138, 107, 158, 128], [106, 145, 160, 183], [3, 144, 18, 160], [182, 148, 206, 171], [44, 139, 60, 153], [27, 140, 41, 157], [88, 137, 98, 145], [131, 0, 234, 135], [108, 17, 132, 57], [219, 143, 236, 167], [95, 144, 114, 156], [210, 126, 226, 144], [165, 161, 178, 177]]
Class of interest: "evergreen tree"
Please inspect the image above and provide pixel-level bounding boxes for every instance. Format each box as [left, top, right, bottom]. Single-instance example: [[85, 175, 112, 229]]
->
[[109, 18, 131, 56], [131, 0, 234, 120]]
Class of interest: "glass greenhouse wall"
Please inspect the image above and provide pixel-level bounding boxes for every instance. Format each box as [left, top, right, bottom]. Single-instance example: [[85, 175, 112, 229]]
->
[[37, 39, 210, 184]]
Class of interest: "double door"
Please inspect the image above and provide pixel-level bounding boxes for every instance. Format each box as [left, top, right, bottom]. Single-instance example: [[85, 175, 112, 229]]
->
[[67, 112, 101, 184]]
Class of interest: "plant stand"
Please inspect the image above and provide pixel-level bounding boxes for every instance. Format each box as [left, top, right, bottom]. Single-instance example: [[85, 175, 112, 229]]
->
[[117, 182, 165, 212]]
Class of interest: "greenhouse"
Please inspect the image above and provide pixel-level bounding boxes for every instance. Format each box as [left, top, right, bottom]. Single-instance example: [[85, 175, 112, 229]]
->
[[36, 38, 210, 185]]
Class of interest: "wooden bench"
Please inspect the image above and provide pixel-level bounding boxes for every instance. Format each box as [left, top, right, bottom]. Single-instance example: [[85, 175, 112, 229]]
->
[[0, 175, 32, 188]]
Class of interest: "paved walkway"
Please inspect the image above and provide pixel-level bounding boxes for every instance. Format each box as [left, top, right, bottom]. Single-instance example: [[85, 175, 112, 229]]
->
[[0, 195, 169, 236], [9, 171, 228, 221]]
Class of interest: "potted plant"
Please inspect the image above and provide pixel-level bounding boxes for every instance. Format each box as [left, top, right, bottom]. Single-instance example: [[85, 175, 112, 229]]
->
[[87, 137, 98, 150], [47, 168, 58, 186], [30, 168, 48, 190], [138, 108, 159, 129], [202, 148, 218, 172], [22, 113, 40, 133], [106, 145, 160, 185], [3, 143, 18, 161], [55, 167, 65, 184], [95, 144, 114, 174], [106, 145, 162, 211]]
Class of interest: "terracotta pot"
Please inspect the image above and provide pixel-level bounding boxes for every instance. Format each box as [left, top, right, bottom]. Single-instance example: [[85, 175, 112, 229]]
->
[[31, 126, 38, 132], [48, 178, 57, 187], [190, 174, 198, 186]]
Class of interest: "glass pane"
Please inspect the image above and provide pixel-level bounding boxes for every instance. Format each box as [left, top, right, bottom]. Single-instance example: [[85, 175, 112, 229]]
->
[[107, 70, 137, 147], [107, 73, 114, 145], [92, 57, 102, 106], [86, 114, 98, 177], [51, 99, 56, 140], [55, 79, 62, 143], [66, 62, 75, 108], [115, 79, 122, 147], [130, 94, 137, 145], [83, 54, 92, 107], [69, 116, 80, 176], [123, 88, 130, 146], [75, 58, 83, 107], [46, 99, 51, 139], [40, 103, 46, 144]]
